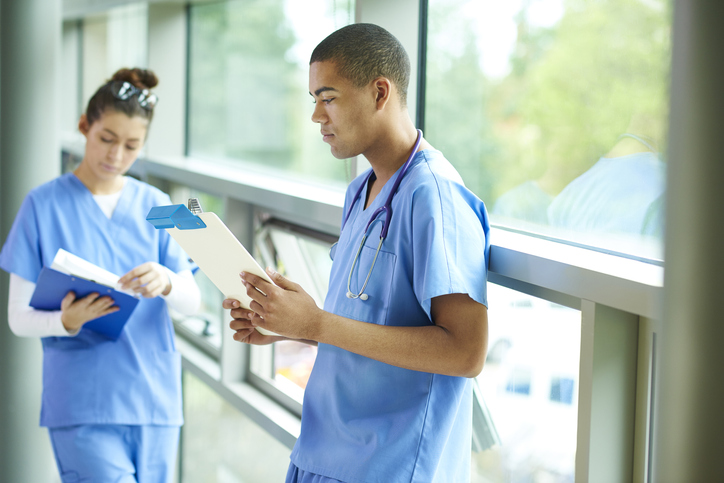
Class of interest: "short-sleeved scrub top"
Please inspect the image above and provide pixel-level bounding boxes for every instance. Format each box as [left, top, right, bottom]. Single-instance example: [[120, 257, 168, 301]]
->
[[290, 150, 490, 483], [0, 173, 194, 428]]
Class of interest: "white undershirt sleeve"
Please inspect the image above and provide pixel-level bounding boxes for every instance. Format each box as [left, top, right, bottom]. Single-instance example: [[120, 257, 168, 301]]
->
[[8, 273, 78, 338], [161, 268, 201, 316], [8, 268, 200, 338]]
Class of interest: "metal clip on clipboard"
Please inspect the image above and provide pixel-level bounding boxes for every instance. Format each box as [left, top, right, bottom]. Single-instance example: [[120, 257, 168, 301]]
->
[[187, 198, 203, 215]]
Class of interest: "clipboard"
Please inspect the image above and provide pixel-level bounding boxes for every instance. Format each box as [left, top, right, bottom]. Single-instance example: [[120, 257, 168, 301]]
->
[[146, 200, 277, 336], [30, 266, 139, 340]]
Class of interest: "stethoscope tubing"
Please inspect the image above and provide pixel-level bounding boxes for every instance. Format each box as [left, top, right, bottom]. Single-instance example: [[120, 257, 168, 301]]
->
[[345, 129, 423, 301]]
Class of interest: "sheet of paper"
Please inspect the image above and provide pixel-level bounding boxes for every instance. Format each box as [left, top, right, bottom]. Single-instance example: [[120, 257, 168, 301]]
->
[[165, 212, 277, 336], [51, 249, 120, 288]]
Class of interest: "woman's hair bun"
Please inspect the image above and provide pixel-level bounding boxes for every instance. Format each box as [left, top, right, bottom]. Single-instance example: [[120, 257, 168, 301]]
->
[[111, 68, 159, 90]]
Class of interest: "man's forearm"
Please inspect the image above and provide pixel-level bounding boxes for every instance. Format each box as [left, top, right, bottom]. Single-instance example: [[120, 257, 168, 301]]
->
[[314, 310, 486, 377]]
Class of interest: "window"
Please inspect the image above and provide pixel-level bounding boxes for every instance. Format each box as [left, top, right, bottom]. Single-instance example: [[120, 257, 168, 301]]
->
[[57, 1, 668, 481], [425, 0, 671, 261], [61, 21, 83, 134], [182, 371, 291, 481], [474, 283, 581, 482], [250, 219, 336, 403], [187, 0, 356, 187], [61, 3, 150, 147], [81, 3, 149, 106]]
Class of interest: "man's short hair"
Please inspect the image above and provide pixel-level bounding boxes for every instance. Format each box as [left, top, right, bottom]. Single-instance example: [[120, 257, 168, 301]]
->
[[311, 23, 411, 106]]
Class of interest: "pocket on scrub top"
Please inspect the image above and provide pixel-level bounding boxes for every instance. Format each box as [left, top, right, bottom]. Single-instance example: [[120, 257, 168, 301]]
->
[[42, 347, 99, 413], [335, 244, 396, 326]]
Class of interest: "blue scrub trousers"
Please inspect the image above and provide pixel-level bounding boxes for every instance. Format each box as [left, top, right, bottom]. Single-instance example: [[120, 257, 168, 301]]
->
[[49, 424, 180, 483]]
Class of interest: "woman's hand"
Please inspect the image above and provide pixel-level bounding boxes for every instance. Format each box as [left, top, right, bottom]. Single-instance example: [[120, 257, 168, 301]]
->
[[119, 262, 171, 298], [223, 298, 286, 345], [60, 291, 119, 332]]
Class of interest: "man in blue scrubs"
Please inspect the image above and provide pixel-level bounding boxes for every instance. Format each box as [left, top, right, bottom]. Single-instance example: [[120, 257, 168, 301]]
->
[[226, 24, 490, 482]]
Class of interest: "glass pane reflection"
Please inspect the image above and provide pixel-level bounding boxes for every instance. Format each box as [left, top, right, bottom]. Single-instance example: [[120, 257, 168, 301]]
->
[[426, 0, 671, 260], [473, 283, 581, 482]]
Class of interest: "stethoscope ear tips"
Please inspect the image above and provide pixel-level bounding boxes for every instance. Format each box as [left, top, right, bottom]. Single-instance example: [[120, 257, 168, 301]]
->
[[360, 293, 369, 301], [346, 291, 369, 301], [346, 291, 354, 299]]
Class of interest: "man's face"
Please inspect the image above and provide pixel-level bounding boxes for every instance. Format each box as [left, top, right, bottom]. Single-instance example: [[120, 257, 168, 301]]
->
[[309, 61, 377, 159]]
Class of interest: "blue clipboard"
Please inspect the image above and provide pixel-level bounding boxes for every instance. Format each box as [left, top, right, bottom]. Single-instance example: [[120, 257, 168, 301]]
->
[[29, 267, 140, 340], [146, 199, 278, 336]]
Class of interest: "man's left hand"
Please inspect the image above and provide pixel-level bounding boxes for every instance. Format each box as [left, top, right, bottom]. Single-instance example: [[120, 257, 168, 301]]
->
[[239, 268, 322, 340]]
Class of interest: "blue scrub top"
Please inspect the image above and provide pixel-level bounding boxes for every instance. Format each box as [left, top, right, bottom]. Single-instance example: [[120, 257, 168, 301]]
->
[[0, 173, 194, 428], [290, 150, 490, 483]]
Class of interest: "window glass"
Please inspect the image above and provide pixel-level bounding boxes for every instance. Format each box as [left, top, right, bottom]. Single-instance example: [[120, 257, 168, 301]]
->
[[425, 0, 671, 260], [182, 371, 291, 481], [473, 283, 581, 482], [82, 3, 149, 108], [61, 21, 83, 134], [62, 4, 148, 147], [251, 221, 335, 395], [188, 0, 355, 188]]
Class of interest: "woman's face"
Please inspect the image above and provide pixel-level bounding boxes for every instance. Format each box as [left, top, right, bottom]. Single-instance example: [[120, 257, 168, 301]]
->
[[79, 110, 149, 182]]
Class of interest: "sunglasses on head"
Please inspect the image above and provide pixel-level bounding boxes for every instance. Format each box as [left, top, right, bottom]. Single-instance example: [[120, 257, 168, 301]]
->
[[110, 80, 158, 110]]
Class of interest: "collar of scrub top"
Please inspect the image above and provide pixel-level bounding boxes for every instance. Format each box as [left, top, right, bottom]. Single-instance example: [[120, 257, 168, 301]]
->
[[342, 129, 423, 301]]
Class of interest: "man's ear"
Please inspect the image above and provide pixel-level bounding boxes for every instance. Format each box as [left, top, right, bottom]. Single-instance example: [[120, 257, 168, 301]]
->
[[373, 77, 393, 110], [78, 113, 90, 136]]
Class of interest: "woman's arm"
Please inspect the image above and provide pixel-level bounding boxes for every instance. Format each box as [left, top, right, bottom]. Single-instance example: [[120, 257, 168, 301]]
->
[[8, 273, 78, 337], [119, 264, 201, 316], [161, 268, 201, 316]]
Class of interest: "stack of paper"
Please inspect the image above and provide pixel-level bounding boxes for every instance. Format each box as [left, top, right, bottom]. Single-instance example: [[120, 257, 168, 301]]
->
[[30, 249, 140, 340]]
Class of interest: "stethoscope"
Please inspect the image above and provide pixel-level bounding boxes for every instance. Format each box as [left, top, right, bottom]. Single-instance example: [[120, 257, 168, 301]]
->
[[337, 129, 423, 301]]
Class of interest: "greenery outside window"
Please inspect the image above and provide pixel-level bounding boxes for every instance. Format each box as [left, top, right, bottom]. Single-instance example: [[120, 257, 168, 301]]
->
[[425, 0, 671, 261], [188, 0, 356, 188]]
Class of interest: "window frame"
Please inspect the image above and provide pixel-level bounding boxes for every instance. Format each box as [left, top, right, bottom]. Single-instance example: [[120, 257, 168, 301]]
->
[[59, 0, 666, 480]]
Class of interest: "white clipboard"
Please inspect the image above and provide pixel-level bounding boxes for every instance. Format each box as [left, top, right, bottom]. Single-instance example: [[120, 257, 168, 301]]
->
[[164, 212, 277, 336]]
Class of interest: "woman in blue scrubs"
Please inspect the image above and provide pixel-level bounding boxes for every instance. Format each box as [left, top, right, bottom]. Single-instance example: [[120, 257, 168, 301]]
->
[[0, 68, 200, 483], [226, 25, 490, 482]]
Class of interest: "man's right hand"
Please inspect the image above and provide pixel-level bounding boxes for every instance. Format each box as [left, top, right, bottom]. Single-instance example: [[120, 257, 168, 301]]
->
[[223, 298, 284, 345]]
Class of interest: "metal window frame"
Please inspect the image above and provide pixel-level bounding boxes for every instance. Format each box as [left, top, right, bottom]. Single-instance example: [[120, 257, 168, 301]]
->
[[57, 0, 667, 479]]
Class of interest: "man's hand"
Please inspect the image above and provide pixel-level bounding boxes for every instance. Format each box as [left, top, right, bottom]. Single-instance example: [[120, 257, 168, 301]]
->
[[223, 298, 284, 345], [228, 269, 488, 378], [119, 262, 171, 298], [237, 268, 322, 341], [60, 291, 119, 332]]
